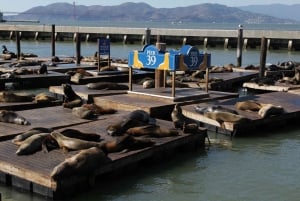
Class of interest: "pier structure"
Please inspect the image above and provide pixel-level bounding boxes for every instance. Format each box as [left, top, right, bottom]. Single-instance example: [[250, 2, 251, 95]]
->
[[0, 24, 300, 50]]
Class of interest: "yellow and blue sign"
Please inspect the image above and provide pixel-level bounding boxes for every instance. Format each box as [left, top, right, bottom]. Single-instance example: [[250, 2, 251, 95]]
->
[[128, 44, 211, 71]]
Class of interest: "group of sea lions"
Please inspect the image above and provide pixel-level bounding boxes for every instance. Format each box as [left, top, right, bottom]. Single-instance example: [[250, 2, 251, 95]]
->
[[0, 91, 57, 104], [194, 100, 285, 128]]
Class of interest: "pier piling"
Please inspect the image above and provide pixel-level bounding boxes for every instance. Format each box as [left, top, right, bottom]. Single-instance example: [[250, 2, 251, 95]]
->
[[15, 31, 21, 60], [51, 24, 55, 57], [237, 25, 243, 67], [259, 36, 268, 78]]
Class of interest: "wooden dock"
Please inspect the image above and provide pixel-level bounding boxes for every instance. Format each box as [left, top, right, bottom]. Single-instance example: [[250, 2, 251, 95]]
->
[[49, 84, 130, 102], [181, 91, 300, 136], [0, 71, 70, 89], [0, 107, 207, 199], [243, 82, 300, 92], [94, 89, 238, 120]]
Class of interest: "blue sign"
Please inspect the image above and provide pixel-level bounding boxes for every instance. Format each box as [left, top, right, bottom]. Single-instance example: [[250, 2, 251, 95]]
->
[[98, 38, 110, 55], [128, 44, 211, 71]]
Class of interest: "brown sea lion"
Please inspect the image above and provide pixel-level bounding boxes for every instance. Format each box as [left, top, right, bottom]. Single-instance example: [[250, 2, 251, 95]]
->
[[171, 104, 185, 129], [106, 110, 150, 136], [0, 91, 34, 102], [100, 134, 155, 153], [60, 128, 101, 142], [16, 133, 50, 155], [235, 101, 263, 112], [72, 107, 94, 119], [12, 127, 53, 145], [258, 104, 285, 118], [126, 125, 179, 137], [34, 92, 56, 104], [82, 103, 117, 115], [0, 110, 30, 125], [50, 147, 111, 181], [204, 111, 250, 127], [86, 82, 129, 90], [62, 83, 83, 108], [50, 131, 103, 152]]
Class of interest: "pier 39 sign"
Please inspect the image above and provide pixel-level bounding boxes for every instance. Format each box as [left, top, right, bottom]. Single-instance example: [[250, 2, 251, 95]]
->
[[128, 44, 210, 71]]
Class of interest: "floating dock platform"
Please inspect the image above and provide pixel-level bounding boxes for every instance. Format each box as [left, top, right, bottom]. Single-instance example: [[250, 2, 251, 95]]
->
[[0, 106, 206, 199], [181, 91, 300, 136]]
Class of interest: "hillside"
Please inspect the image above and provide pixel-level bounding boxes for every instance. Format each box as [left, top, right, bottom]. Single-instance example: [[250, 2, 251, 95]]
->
[[239, 4, 300, 22], [7, 2, 296, 24]]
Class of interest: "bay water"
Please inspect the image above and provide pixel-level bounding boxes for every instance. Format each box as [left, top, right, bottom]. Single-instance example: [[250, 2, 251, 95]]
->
[[1, 22, 300, 201]]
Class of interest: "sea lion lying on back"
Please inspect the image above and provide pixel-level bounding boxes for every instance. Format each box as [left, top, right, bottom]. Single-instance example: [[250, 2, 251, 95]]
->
[[106, 110, 150, 136], [62, 83, 83, 108], [204, 111, 250, 128], [86, 82, 129, 90], [0, 110, 30, 125], [195, 105, 238, 115], [0, 91, 34, 102]]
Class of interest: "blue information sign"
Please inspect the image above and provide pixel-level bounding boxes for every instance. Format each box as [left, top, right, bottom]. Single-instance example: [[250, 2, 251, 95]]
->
[[98, 38, 110, 55]]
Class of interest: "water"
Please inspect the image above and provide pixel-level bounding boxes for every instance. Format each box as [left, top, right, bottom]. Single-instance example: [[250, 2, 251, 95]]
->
[[1, 23, 300, 201]]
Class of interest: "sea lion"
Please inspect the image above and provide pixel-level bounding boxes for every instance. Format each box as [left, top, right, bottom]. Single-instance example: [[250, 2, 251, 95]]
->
[[100, 134, 155, 153], [0, 110, 30, 125], [82, 103, 117, 115], [0, 91, 34, 102], [235, 101, 262, 112], [50, 147, 111, 181], [62, 83, 83, 108], [106, 110, 150, 136], [258, 104, 285, 118], [126, 125, 179, 137], [72, 106, 94, 119], [204, 111, 250, 127], [171, 104, 185, 129], [12, 127, 53, 145], [195, 105, 238, 115], [16, 133, 50, 155], [50, 131, 103, 152], [34, 92, 56, 104], [143, 79, 155, 89], [86, 82, 129, 90], [60, 128, 101, 142]]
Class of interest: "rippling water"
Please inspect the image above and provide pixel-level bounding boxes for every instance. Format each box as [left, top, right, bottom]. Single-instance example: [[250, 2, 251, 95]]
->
[[1, 24, 300, 201]]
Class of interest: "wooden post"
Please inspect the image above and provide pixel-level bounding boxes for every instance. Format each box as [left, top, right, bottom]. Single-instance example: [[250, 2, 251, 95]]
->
[[259, 37, 268, 78], [15, 31, 21, 60], [76, 32, 81, 65], [237, 25, 243, 67], [145, 28, 151, 45], [51, 24, 55, 57], [205, 67, 209, 93], [129, 67, 133, 91], [155, 42, 166, 88], [172, 70, 175, 97]]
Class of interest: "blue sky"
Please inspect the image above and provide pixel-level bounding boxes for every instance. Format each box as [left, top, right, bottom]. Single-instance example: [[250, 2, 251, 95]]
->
[[1, 0, 298, 12]]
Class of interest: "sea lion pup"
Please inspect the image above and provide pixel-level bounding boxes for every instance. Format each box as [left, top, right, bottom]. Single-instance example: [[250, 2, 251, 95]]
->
[[16, 133, 50, 155], [0, 110, 30, 125], [195, 105, 238, 115], [100, 134, 155, 153], [62, 83, 83, 108], [60, 128, 101, 142], [235, 101, 262, 112], [72, 106, 94, 119], [171, 104, 185, 129], [50, 131, 103, 152], [204, 111, 250, 128], [50, 147, 111, 181], [0, 91, 34, 102], [34, 92, 57, 104], [12, 127, 53, 145], [106, 110, 151, 136], [86, 82, 129, 90], [258, 104, 285, 118], [126, 124, 179, 137], [82, 103, 117, 115]]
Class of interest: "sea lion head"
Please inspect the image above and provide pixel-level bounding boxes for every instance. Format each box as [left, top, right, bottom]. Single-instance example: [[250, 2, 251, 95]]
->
[[142, 79, 154, 88]]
